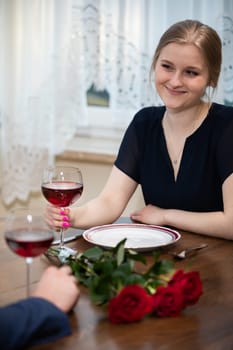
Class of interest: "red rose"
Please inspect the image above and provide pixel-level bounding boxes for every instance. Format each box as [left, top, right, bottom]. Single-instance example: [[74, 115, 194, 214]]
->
[[108, 285, 154, 324], [152, 285, 184, 317], [169, 269, 203, 307]]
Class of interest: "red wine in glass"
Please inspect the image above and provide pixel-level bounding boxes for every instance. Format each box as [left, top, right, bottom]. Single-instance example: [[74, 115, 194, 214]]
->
[[4, 209, 54, 297], [41, 181, 83, 207], [5, 230, 54, 258], [41, 166, 83, 249]]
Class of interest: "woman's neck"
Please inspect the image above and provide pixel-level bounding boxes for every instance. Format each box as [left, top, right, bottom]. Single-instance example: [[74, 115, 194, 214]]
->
[[164, 101, 210, 136]]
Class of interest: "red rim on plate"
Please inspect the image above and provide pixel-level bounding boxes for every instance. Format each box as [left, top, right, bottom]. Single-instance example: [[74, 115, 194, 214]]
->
[[83, 224, 181, 252]]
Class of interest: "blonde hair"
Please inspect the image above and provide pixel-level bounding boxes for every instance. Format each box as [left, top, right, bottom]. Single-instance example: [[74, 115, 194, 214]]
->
[[151, 19, 222, 88]]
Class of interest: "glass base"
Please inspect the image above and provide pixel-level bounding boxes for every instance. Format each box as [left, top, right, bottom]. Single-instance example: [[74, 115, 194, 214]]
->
[[45, 245, 77, 264], [58, 246, 77, 262]]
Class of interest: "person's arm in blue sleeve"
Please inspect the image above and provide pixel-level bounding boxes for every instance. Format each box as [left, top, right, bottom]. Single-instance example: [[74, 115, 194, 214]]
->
[[0, 297, 71, 350]]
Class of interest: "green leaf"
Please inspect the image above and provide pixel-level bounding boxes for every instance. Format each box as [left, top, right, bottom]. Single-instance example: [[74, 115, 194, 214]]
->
[[116, 242, 125, 266], [126, 250, 147, 264], [125, 273, 146, 286], [94, 259, 115, 277], [113, 238, 127, 253], [82, 246, 104, 260], [146, 259, 174, 277]]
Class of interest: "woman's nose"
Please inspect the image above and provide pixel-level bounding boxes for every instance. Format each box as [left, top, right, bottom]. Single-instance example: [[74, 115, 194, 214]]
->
[[169, 72, 183, 87]]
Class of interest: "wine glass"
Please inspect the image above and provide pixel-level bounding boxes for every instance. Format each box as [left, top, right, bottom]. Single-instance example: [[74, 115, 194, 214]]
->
[[4, 208, 54, 297], [41, 165, 83, 250]]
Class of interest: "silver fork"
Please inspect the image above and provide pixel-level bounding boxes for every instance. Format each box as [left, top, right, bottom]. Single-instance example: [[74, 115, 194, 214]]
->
[[170, 243, 208, 259]]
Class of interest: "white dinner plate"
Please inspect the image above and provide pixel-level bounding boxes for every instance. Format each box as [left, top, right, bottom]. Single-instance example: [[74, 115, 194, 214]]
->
[[83, 224, 181, 252]]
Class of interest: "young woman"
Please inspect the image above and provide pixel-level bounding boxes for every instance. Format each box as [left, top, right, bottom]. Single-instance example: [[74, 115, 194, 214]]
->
[[45, 20, 233, 240]]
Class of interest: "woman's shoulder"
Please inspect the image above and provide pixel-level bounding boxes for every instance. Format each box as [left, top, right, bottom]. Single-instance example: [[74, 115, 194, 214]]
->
[[209, 103, 233, 138], [210, 102, 233, 120]]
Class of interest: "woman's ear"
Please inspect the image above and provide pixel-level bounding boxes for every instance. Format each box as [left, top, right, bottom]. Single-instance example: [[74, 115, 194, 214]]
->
[[208, 80, 215, 88]]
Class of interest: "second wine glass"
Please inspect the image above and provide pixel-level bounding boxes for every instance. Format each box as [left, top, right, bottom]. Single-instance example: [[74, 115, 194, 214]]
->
[[4, 208, 54, 297], [41, 165, 83, 249]]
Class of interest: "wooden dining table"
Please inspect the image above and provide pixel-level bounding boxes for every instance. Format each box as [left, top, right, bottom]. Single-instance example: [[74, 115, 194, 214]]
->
[[0, 218, 233, 350]]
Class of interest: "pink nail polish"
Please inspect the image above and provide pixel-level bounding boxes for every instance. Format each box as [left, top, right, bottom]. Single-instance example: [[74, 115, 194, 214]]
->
[[62, 216, 69, 221], [62, 222, 71, 228], [60, 209, 65, 215]]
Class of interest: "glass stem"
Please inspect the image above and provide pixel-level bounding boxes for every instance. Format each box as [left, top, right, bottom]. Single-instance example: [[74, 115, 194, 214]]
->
[[59, 206, 65, 249], [59, 227, 65, 248], [26, 257, 33, 297]]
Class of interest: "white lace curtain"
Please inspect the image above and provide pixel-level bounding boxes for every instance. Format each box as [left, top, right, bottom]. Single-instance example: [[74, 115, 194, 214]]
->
[[0, 0, 232, 205]]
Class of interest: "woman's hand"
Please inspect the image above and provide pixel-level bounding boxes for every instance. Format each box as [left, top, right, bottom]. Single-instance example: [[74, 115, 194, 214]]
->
[[44, 205, 71, 231], [130, 204, 166, 225]]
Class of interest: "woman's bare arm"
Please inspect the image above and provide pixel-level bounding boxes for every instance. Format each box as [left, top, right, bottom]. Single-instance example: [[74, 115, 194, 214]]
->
[[131, 173, 233, 240], [45, 166, 138, 230]]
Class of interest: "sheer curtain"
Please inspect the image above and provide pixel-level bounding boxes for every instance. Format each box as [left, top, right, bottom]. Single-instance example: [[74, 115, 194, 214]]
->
[[0, 0, 79, 204], [0, 0, 231, 205]]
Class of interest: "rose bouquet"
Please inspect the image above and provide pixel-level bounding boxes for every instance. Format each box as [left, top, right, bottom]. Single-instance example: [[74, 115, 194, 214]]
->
[[48, 239, 202, 324]]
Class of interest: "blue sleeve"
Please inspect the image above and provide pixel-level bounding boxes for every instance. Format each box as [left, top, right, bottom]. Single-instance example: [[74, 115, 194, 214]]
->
[[0, 297, 72, 350]]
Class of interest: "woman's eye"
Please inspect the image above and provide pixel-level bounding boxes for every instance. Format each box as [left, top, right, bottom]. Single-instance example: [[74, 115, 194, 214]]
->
[[186, 70, 198, 76], [161, 63, 173, 70]]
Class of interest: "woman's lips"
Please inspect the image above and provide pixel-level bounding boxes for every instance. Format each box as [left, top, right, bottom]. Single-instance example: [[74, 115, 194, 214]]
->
[[165, 86, 187, 96]]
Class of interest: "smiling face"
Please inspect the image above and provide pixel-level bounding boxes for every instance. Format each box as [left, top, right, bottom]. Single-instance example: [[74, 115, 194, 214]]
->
[[154, 43, 210, 112]]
